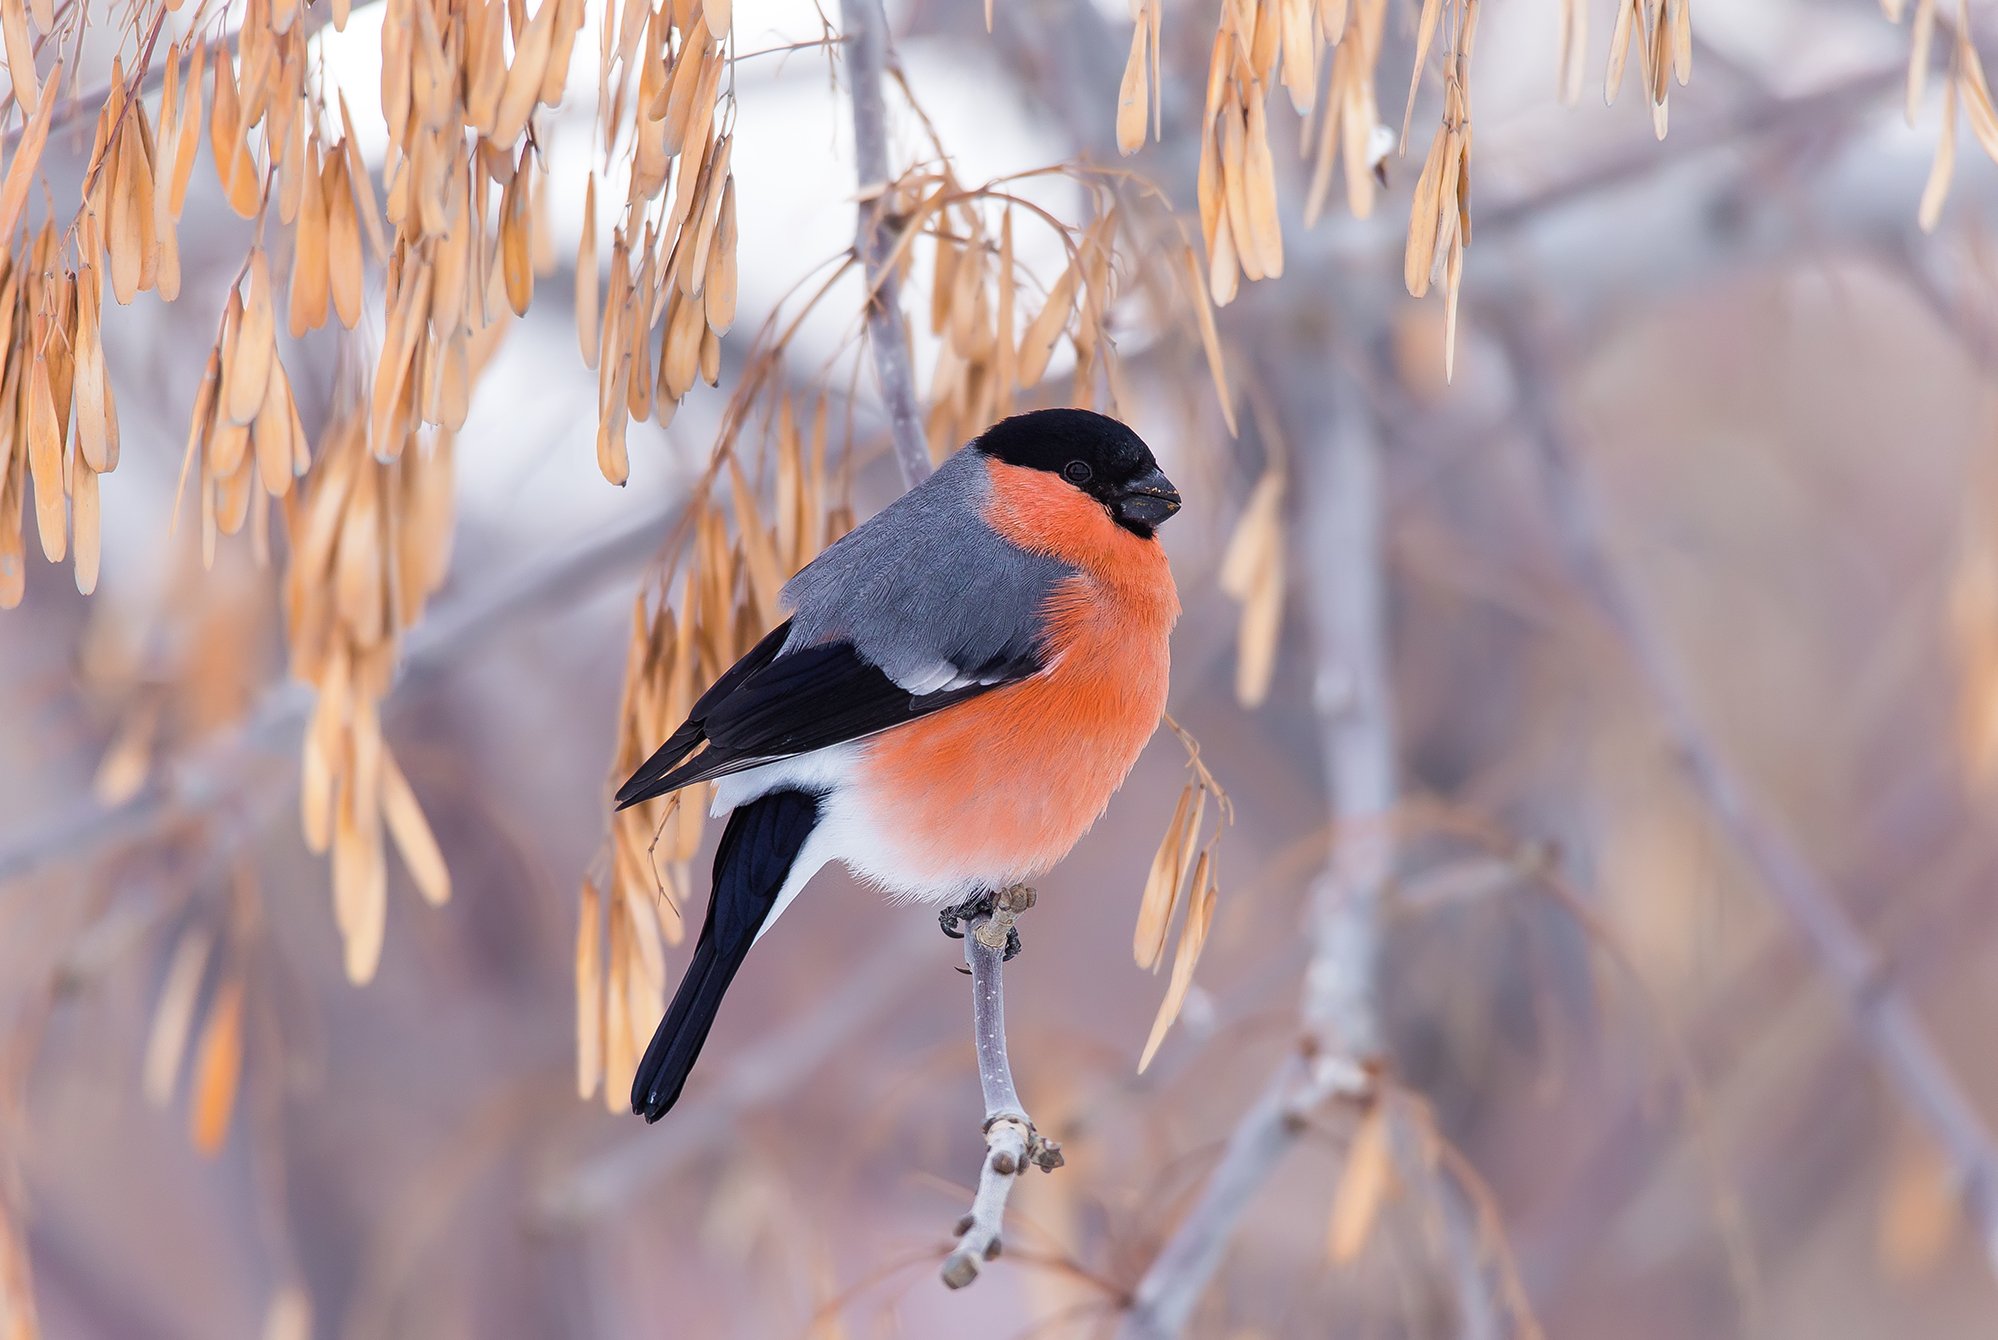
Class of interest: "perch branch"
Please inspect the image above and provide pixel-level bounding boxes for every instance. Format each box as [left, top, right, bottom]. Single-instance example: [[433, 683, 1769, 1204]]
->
[[1509, 332, 1998, 1275], [839, 0, 1057, 1290], [1121, 373, 1396, 1338], [839, 0, 930, 488], [941, 885, 1063, 1289]]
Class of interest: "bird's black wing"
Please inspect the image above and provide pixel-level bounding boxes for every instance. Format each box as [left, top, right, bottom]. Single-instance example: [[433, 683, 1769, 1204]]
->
[[613, 626, 1041, 809]]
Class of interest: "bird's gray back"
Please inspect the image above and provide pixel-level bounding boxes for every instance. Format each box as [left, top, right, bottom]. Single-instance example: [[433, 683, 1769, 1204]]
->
[[780, 448, 1073, 688]]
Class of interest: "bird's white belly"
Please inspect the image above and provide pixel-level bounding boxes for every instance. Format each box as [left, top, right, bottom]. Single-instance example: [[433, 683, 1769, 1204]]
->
[[711, 745, 996, 941]]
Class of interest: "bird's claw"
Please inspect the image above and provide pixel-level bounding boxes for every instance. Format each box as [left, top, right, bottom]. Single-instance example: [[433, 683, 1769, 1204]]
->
[[939, 890, 1024, 959], [938, 890, 995, 941]]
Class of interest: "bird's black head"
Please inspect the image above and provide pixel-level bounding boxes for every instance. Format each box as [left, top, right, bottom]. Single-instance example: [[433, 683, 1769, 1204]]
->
[[974, 409, 1182, 538]]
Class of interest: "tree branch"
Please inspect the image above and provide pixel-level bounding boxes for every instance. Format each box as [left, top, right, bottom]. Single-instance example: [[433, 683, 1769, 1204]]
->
[[1508, 332, 1998, 1276], [838, 0, 1060, 1289], [839, 0, 930, 488], [940, 886, 1063, 1289], [1120, 370, 1393, 1339]]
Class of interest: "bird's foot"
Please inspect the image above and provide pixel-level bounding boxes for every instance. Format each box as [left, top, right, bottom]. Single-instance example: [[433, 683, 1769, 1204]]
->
[[938, 890, 993, 941], [940, 886, 1034, 961]]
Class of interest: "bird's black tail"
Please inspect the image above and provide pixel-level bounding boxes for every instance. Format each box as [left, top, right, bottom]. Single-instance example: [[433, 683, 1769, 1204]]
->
[[631, 788, 820, 1121]]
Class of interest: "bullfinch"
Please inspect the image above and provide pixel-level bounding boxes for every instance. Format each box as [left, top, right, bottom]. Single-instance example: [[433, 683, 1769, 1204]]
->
[[614, 408, 1182, 1121]]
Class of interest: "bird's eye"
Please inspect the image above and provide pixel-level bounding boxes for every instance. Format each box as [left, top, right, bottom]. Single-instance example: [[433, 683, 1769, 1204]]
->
[[1062, 460, 1093, 484]]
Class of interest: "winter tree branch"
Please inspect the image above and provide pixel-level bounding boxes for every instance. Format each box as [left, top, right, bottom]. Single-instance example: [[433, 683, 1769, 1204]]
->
[[940, 885, 1064, 1288], [839, 0, 930, 489], [839, 0, 1057, 1289], [1507, 331, 1998, 1277]]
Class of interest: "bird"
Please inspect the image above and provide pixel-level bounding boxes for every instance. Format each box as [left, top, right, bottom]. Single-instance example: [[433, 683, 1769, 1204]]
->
[[613, 407, 1183, 1121]]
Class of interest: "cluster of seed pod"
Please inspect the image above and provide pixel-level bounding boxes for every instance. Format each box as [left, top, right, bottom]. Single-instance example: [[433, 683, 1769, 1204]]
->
[[1404, 0, 1476, 380], [1193, 0, 1307, 305], [283, 402, 459, 984], [891, 169, 1190, 459], [1303, 0, 1389, 225], [580, 0, 738, 485], [580, 396, 848, 1109], [1605, 0, 1690, 139], [1907, 0, 1998, 231], [178, 252, 311, 567], [1133, 723, 1231, 1072], [0, 224, 115, 604], [921, 201, 1112, 459], [372, 0, 583, 456]]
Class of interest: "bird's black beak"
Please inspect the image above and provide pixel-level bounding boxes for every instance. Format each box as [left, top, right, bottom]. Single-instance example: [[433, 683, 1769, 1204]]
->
[[1113, 467, 1182, 534]]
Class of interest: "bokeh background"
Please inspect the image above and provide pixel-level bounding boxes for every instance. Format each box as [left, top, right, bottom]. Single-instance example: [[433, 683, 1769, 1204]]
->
[[6, 0, 1998, 1336]]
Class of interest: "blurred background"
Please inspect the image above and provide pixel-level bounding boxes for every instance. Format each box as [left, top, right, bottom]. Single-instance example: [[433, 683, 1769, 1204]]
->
[[6, 0, 1998, 1335]]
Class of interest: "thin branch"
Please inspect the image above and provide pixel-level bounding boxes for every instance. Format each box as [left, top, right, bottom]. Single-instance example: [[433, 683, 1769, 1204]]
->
[[840, 0, 1059, 1289], [1120, 371, 1394, 1339], [839, 0, 930, 488], [1509, 332, 1998, 1276], [942, 885, 1063, 1289]]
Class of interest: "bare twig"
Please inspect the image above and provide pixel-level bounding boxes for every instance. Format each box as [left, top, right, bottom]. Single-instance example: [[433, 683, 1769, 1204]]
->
[[838, 0, 1059, 1288], [1510, 332, 1998, 1276], [942, 885, 1063, 1289], [1121, 373, 1394, 1338], [839, 0, 930, 488]]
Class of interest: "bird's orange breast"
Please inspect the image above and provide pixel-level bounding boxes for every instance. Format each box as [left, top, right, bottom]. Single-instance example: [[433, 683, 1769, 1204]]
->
[[853, 459, 1180, 890]]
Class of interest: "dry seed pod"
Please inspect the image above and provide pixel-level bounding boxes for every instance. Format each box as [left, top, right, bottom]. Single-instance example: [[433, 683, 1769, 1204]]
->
[[1327, 1102, 1395, 1262], [576, 173, 600, 366], [209, 52, 262, 218], [73, 266, 113, 473], [703, 176, 739, 334], [0, 60, 60, 242], [1017, 259, 1078, 388], [2, 0, 36, 117], [26, 357, 64, 563], [380, 745, 450, 906], [224, 253, 277, 425], [142, 927, 213, 1106], [290, 145, 330, 336], [576, 879, 604, 1098], [500, 163, 533, 315], [170, 46, 205, 217], [1116, 9, 1151, 155], [325, 151, 365, 328], [72, 459, 100, 593], [1134, 784, 1195, 969], [1137, 863, 1217, 1072], [188, 974, 245, 1154]]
